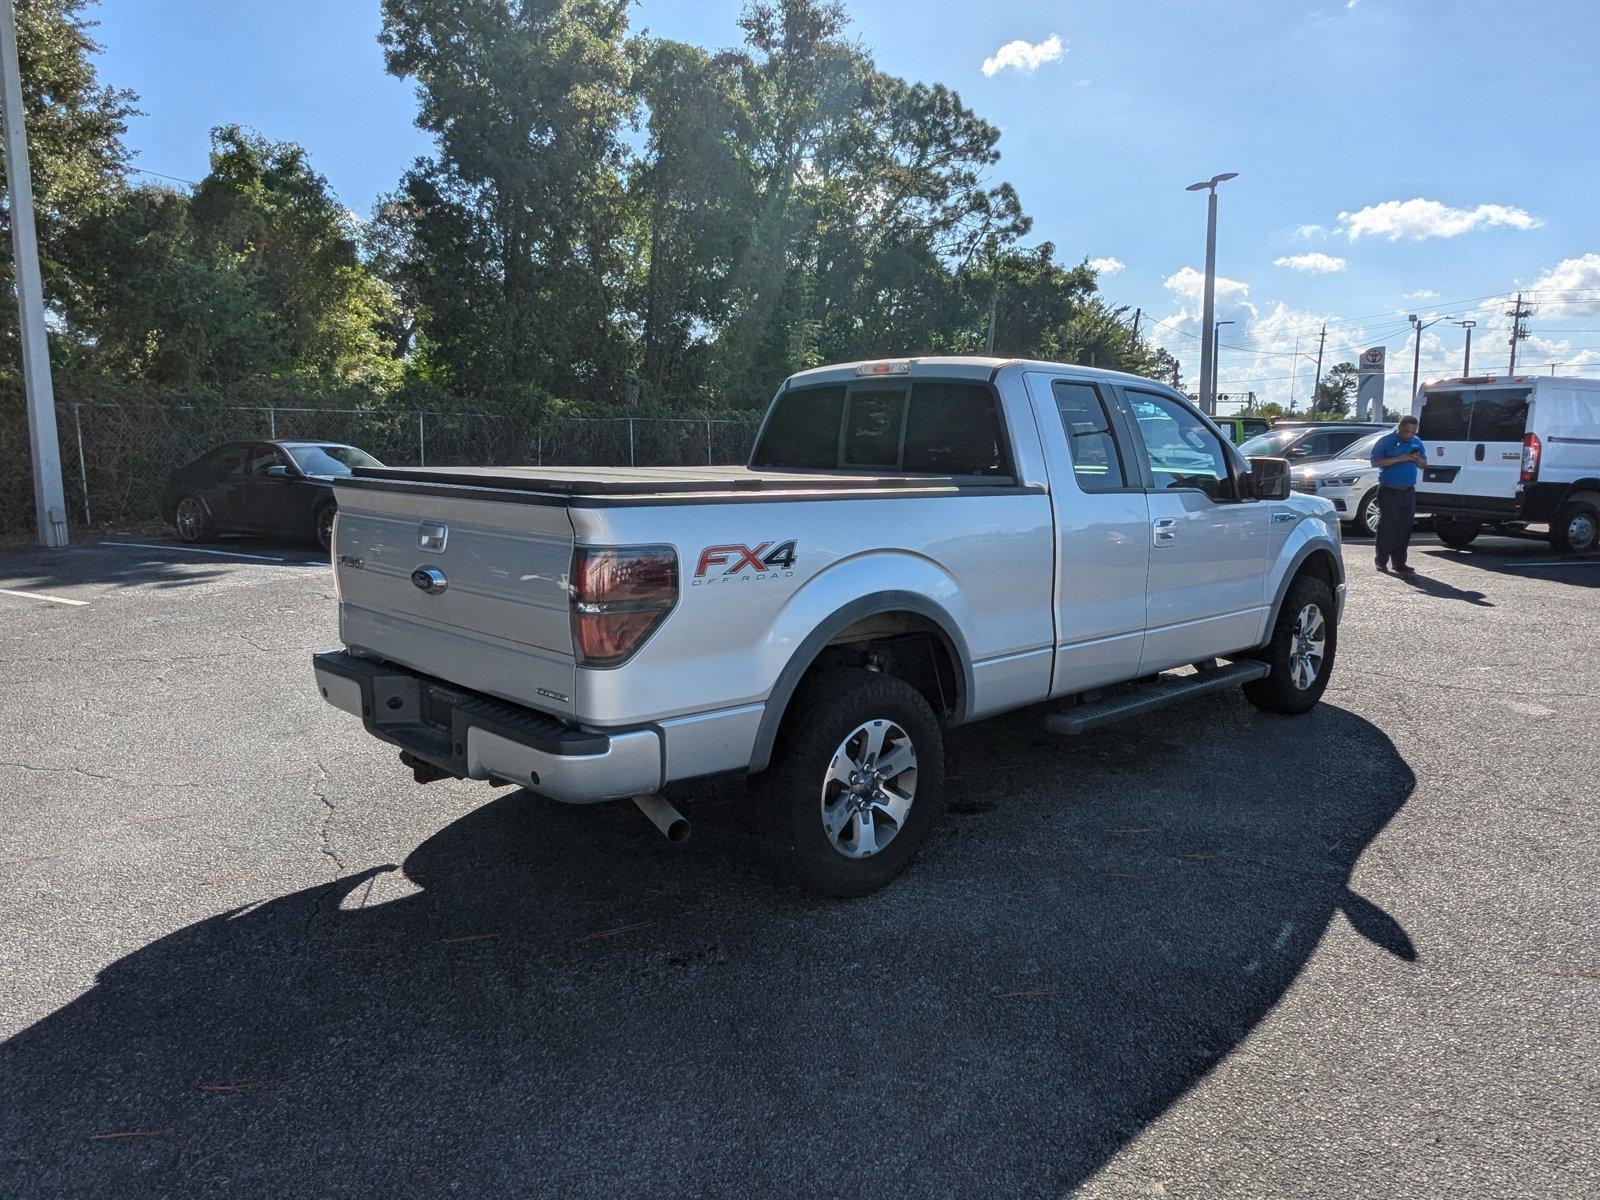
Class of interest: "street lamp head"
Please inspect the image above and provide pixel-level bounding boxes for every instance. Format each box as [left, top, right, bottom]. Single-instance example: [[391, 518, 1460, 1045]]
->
[[1407, 313, 1418, 324], [1186, 171, 1239, 192]]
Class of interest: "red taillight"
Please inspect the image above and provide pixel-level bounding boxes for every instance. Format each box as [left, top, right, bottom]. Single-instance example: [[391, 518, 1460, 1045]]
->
[[1521, 432, 1541, 483], [570, 546, 678, 667]]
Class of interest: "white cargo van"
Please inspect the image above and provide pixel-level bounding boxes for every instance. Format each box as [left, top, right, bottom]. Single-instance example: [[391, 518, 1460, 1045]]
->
[[1412, 376, 1600, 553]]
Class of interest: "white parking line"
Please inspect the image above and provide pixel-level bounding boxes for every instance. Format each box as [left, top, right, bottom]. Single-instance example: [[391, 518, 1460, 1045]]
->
[[0, 587, 90, 607], [99, 541, 285, 563], [1509, 560, 1600, 568]]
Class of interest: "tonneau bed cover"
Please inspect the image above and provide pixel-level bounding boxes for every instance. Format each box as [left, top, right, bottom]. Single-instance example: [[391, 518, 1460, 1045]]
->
[[346, 463, 1017, 499]]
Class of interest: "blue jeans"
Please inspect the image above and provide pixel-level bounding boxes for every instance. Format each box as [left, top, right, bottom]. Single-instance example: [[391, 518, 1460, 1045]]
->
[[1376, 485, 1416, 568]]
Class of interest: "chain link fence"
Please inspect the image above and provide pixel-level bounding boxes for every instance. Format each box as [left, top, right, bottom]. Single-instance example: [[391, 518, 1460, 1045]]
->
[[0, 402, 762, 534]]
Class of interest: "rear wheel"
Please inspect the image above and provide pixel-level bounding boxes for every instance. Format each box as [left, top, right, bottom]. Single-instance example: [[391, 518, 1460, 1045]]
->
[[1244, 575, 1336, 715], [766, 668, 945, 897], [1550, 494, 1599, 554], [1435, 517, 1481, 549], [173, 495, 211, 543], [1343, 488, 1381, 538]]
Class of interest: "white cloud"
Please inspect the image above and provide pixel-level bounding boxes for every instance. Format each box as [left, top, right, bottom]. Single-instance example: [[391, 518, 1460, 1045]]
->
[[1162, 266, 1253, 314], [1074, 78, 1092, 88], [1335, 198, 1542, 241], [1088, 256, 1125, 275], [1402, 289, 1440, 301], [981, 35, 1064, 77], [1274, 252, 1347, 274], [1525, 252, 1600, 316], [1295, 223, 1327, 238]]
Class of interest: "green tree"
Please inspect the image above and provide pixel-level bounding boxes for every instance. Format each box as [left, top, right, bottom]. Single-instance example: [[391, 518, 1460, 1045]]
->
[[379, 0, 636, 400], [0, 0, 136, 369], [1311, 361, 1357, 418]]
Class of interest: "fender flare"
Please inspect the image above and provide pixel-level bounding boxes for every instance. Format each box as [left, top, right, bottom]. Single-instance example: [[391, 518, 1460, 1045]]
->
[[1258, 540, 1344, 648], [747, 590, 974, 773]]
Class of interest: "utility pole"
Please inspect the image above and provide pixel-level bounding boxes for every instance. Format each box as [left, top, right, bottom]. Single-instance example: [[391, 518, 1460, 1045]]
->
[[1, 0, 68, 547], [1312, 323, 1327, 397], [1288, 333, 1301, 412], [1505, 292, 1533, 373], [1186, 171, 1239, 415], [1129, 307, 1141, 340], [1454, 319, 1476, 375], [1409, 312, 1449, 402]]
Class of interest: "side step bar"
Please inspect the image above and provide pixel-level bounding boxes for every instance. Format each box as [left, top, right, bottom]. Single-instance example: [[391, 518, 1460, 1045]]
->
[[1042, 660, 1270, 737]]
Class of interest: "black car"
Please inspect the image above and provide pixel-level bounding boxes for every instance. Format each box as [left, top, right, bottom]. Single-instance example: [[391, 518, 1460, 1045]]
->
[[162, 440, 383, 551], [1237, 421, 1387, 465]]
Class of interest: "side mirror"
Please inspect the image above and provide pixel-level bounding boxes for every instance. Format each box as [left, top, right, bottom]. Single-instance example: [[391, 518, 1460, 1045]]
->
[[1247, 456, 1292, 501], [264, 464, 291, 479]]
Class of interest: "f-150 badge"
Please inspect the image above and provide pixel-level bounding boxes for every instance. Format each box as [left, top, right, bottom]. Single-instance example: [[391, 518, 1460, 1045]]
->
[[694, 541, 798, 583]]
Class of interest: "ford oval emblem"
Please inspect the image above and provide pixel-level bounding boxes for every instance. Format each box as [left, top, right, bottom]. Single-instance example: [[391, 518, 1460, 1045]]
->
[[411, 566, 447, 595]]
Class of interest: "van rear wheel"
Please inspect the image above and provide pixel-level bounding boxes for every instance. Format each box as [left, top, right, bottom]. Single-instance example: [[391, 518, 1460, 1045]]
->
[[1550, 494, 1599, 554], [1435, 517, 1481, 549]]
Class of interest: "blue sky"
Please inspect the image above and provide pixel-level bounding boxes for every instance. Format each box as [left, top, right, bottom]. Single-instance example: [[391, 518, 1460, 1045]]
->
[[92, 0, 1600, 409]]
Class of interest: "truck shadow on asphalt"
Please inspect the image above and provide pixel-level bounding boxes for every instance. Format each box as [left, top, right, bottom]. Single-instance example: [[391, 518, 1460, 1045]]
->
[[4, 701, 1415, 1199]]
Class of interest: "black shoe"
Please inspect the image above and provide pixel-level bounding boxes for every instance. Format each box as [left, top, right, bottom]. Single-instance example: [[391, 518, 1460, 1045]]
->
[[1375, 561, 1389, 573], [1393, 564, 1416, 576]]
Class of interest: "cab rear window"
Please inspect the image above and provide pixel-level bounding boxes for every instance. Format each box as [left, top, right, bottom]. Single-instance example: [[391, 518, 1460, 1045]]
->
[[751, 379, 1009, 476]]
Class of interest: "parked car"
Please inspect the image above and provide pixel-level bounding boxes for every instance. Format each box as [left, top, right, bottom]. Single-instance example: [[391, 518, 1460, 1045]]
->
[[1239, 421, 1388, 466], [312, 357, 1344, 896], [162, 440, 384, 551], [1291, 431, 1386, 537], [1212, 415, 1273, 445], [1413, 375, 1600, 553]]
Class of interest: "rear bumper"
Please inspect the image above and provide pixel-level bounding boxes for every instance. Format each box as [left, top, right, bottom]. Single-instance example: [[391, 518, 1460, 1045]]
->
[[1415, 491, 1523, 521], [312, 651, 661, 803]]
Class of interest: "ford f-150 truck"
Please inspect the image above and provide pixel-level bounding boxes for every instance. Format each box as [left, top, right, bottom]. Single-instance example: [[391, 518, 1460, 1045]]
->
[[313, 357, 1345, 895]]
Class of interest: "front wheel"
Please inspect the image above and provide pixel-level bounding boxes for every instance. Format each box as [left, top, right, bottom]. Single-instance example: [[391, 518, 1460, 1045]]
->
[[1244, 575, 1337, 715], [1550, 494, 1599, 554], [314, 502, 337, 552], [766, 668, 945, 897], [1435, 517, 1481, 549]]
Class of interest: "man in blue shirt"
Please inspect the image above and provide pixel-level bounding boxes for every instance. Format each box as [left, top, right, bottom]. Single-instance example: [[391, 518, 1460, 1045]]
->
[[1369, 415, 1428, 574]]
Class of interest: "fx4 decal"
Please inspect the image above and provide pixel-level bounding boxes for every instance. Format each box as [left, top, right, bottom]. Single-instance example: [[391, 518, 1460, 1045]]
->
[[693, 540, 798, 584]]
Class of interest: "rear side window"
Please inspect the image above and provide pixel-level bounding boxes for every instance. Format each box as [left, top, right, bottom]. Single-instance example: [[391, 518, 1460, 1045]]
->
[[750, 385, 845, 469], [842, 387, 908, 467], [1052, 380, 1126, 491], [902, 381, 1006, 474]]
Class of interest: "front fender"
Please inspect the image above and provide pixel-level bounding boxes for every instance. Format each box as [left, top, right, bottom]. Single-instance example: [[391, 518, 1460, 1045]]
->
[[1258, 518, 1345, 647], [746, 550, 977, 772]]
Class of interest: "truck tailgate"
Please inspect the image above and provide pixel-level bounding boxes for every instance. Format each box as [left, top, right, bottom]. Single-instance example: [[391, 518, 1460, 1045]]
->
[[331, 483, 578, 714]]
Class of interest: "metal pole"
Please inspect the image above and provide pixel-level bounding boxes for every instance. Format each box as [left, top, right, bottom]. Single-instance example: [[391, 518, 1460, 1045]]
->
[[1462, 323, 1473, 375], [71, 402, 90, 525], [628, 417, 636, 467], [1410, 317, 1423, 403], [1197, 189, 1217, 415], [537, 432, 543, 466], [418, 413, 426, 466], [1210, 320, 1234, 405], [706, 419, 713, 466], [1288, 334, 1301, 412], [1, 0, 68, 546], [267, 406, 276, 438]]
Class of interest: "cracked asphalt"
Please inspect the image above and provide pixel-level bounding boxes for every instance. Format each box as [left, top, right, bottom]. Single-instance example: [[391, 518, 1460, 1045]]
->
[[1, 533, 1596, 1199]]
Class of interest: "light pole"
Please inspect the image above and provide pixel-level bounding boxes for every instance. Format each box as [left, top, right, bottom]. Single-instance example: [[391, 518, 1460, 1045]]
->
[[1211, 319, 1235, 406], [1409, 313, 1450, 404], [1186, 171, 1239, 415], [1453, 319, 1476, 376]]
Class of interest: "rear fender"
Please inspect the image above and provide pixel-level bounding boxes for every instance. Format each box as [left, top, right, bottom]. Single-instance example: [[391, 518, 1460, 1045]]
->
[[746, 551, 975, 773]]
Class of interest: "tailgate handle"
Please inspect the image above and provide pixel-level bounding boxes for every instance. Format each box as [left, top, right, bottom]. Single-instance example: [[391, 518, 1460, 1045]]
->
[[1474, 443, 1485, 462]]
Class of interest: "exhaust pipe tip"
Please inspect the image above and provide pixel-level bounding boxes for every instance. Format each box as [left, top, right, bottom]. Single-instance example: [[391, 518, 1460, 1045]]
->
[[632, 793, 690, 843]]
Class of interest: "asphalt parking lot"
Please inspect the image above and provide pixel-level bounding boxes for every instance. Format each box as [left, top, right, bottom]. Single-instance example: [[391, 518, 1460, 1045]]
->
[[1, 533, 1596, 1199]]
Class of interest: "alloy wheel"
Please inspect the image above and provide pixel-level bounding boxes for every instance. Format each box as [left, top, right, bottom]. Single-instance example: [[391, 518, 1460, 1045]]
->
[[1290, 603, 1326, 691], [175, 498, 203, 541], [819, 718, 918, 859]]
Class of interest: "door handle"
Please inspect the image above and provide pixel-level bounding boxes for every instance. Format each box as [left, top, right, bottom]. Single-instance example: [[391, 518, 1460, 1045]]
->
[[1152, 517, 1178, 546], [1272, 510, 1297, 523]]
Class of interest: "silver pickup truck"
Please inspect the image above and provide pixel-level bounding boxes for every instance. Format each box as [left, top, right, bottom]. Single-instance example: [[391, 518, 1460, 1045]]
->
[[313, 357, 1344, 895]]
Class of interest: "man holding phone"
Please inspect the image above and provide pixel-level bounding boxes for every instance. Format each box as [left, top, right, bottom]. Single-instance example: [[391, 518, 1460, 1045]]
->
[[1369, 415, 1428, 574]]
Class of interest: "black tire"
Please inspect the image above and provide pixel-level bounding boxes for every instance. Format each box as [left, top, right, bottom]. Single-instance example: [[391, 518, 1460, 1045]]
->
[[1344, 488, 1381, 539], [173, 494, 211, 543], [1243, 574, 1337, 715], [765, 667, 945, 897], [1435, 517, 1481, 549], [314, 502, 337, 552], [1549, 493, 1599, 554]]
